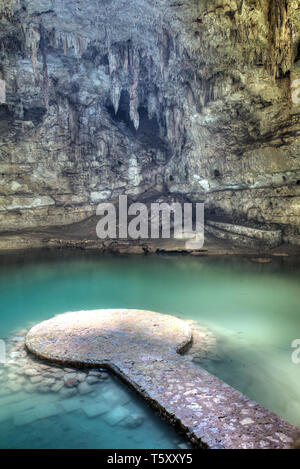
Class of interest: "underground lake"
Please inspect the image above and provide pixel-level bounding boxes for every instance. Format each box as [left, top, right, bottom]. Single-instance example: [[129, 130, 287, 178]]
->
[[0, 249, 299, 449]]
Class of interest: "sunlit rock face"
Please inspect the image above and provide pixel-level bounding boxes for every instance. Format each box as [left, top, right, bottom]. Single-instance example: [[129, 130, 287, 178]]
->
[[0, 0, 299, 243]]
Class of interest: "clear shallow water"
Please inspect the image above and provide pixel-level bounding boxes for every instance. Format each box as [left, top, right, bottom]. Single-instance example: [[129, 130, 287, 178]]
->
[[0, 249, 300, 448], [0, 372, 186, 449]]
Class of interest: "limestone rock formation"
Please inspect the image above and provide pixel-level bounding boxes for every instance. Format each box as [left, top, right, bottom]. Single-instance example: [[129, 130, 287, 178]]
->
[[0, 1, 299, 244]]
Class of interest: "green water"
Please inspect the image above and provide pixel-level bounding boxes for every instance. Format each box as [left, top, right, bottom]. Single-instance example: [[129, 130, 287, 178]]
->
[[1, 249, 300, 448]]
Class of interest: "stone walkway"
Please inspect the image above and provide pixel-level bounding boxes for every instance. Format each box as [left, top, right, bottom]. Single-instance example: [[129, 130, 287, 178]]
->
[[26, 309, 299, 449]]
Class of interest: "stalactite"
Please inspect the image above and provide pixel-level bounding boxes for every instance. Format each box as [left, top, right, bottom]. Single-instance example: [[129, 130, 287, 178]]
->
[[165, 107, 175, 143], [53, 30, 89, 58], [267, 0, 292, 79], [147, 92, 159, 121], [0, 0, 19, 18], [129, 48, 140, 130], [130, 81, 139, 130], [108, 46, 118, 76], [111, 75, 121, 114], [123, 43, 129, 73], [25, 24, 40, 73], [160, 28, 170, 80]]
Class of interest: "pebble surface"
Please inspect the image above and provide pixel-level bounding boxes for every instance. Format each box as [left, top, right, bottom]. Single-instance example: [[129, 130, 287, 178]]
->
[[25, 309, 299, 449]]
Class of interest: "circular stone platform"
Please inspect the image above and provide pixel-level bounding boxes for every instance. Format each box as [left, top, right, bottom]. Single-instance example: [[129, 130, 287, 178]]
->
[[26, 309, 192, 366], [25, 309, 299, 449]]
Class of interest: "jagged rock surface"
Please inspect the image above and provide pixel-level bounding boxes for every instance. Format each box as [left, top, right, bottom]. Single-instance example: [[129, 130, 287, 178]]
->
[[0, 0, 299, 244]]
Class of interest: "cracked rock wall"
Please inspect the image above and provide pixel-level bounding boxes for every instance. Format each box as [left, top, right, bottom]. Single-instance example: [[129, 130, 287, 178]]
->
[[0, 0, 299, 244]]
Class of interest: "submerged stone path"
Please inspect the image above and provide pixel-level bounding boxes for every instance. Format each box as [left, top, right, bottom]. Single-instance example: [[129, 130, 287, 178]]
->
[[26, 309, 298, 449]]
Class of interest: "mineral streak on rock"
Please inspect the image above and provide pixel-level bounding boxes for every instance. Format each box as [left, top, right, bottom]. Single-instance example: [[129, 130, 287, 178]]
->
[[25, 309, 299, 449], [0, 1, 299, 245]]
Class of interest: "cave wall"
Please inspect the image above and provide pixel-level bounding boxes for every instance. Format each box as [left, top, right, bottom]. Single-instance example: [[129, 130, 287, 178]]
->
[[0, 0, 299, 243]]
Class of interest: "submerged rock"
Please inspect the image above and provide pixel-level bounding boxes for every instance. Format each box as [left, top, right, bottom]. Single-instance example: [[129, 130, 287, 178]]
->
[[104, 406, 130, 426], [78, 382, 93, 396], [121, 414, 144, 429], [64, 377, 78, 388], [83, 401, 108, 418], [24, 368, 39, 377], [60, 387, 77, 399], [86, 376, 100, 385], [51, 382, 64, 393]]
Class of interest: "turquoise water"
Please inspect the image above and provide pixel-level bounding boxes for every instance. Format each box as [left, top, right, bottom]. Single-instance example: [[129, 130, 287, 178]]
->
[[0, 371, 187, 449], [1, 249, 300, 448]]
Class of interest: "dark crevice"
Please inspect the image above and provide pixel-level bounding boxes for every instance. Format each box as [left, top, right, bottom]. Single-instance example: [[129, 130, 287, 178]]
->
[[23, 106, 47, 124], [106, 90, 132, 128], [106, 91, 169, 154], [294, 41, 300, 63]]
